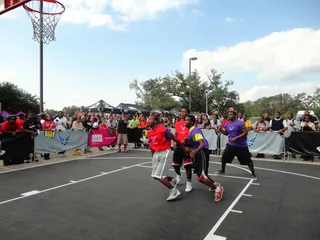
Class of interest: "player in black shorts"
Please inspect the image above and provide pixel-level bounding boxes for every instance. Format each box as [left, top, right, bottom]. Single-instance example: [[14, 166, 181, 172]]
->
[[172, 108, 193, 192]]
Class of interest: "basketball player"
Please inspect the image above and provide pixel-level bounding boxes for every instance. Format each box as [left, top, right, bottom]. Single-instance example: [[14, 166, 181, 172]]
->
[[147, 114, 184, 201], [217, 111, 257, 179], [184, 115, 224, 202], [172, 107, 193, 192]]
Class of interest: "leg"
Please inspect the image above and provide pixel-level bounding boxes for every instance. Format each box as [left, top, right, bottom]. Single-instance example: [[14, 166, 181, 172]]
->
[[123, 134, 128, 152], [195, 149, 223, 202], [184, 159, 193, 192], [237, 147, 257, 178], [117, 134, 123, 152], [172, 148, 183, 186], [154, 150, 180, 201], [216, 145, 235, 174]]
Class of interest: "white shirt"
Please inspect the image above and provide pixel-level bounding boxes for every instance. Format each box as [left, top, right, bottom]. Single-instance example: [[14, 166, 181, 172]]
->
[[301, 122, 316, 131], [54, 116, 68, 131]]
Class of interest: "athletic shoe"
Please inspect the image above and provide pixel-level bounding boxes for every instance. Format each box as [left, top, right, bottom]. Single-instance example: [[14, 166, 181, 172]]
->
[[185, 181, 192, 192], [171, 175, 181, 187], [209, 182, 220, 192], [214, 185, 224, 202], [166, 188, 181, 201], [117, 148, 121, 153], [252, 174, 258, 181], [215, 170, 225, 175], [123, 148, 128, 153]]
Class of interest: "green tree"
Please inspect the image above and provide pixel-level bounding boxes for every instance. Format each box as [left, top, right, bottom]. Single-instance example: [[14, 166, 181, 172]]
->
[[0, 81, 39, 114], [130, 69, 240, 113], [129, 78, 178, 110], [62, 105, 80, 116]]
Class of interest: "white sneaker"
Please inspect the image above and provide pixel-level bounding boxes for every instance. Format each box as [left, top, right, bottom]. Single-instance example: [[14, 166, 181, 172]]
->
[[0, 150, 5, 156], [185, 181, 192, 192], [166, 188, 181, 201], [171, 175, 181, 187]]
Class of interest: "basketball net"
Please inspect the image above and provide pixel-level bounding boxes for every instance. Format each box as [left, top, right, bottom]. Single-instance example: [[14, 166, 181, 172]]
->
[[23, 0, 65, 44]]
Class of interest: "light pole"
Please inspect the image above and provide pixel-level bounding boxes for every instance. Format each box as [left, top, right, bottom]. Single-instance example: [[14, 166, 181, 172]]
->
[[188, 57, 197, 112]]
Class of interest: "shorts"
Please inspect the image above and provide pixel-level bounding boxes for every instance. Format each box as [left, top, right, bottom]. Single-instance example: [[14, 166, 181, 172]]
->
[[172, 147, 193, 167], [193, 148, 210, 178], [222, 144, 253, 165], [117, 134, 128, 145], [151, 149, 172, 179]]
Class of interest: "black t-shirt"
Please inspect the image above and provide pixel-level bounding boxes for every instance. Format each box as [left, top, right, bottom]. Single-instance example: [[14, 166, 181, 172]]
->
[[82, 120, 92, 131], [23, 119, 41, 132], [117, 120, 128, 134]]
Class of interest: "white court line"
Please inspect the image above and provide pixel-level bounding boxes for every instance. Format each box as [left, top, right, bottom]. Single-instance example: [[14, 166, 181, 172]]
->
[[0, 151, 117, 175], [209, 161, 252, 174], [230, 209, 242, 214], [251, 166, 320, 181], [69, 180, 77, 183], [243, 194, 252, 197], [251, 183, 259, 186], [21, 190, 40, 196], [136, 165, 251, 181], [0, 161, 151, 206], [203, 179, 254, 240]]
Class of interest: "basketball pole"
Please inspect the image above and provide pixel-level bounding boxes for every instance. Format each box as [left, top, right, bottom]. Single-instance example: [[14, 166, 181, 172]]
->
[[39, 0, 44, 113]]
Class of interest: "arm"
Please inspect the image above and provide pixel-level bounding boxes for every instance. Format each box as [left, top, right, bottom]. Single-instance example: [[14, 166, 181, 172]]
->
[[218, 126, 228, 135], [190, 139, 205, 157], [277, 120, 288, 134]]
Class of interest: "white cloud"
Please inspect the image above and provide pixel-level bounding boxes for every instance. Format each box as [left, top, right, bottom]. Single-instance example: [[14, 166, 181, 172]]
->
[[224, 17, 244, 23], [240, 81, 319, 102], [61, 0, 197, 30], [181, 28, 320, 81]]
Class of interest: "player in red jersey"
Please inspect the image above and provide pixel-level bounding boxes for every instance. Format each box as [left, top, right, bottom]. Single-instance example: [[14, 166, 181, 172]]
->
[[172, 108, 193, 192], [147, 114, 184, 201]]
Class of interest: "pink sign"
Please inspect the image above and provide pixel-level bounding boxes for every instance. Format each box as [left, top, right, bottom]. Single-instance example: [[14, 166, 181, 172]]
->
[[88, 128, 117, 148]]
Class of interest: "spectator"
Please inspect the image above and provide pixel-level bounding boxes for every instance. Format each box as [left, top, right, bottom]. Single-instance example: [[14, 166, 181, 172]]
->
[[269, 111, 288, 159], [284, 113, 300, 158], [238, 112, 243, 120], [72, 116, 84, 130], [107, 115, 117, 149], [138, 116, 148, 128], [23, 112, 41, 162], [42, 114, 56, 160], [242, 114, 253, 130], [16, 113, 25, 130], [210, 113, 221, 130], [202, 118, 211, 130], [129, 115, 139, 129], [1, 116, 21, 135], [253, 115, 270, 158], [301, 115, 316, 131], [54, 111, 68, 158], [264, 112, 271, 123], [82, 116, 92, 153], [301, 111, 318, 131], [162, 116, 171, 128], [116, 115, 129, 153]]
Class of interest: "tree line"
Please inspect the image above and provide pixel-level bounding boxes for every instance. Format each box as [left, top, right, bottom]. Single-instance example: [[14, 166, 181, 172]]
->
[[1, 70, 319, 118]]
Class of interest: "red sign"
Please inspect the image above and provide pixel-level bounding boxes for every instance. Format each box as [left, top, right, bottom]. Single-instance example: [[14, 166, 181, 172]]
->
[[88, 128, 117, 148]]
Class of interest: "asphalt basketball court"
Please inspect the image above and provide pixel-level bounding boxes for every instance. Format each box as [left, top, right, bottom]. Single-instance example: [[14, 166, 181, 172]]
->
[[0, 150, 319, 240]]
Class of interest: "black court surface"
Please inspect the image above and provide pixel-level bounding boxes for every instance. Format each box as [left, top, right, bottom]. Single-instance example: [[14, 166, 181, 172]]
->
[[0, 151, 319, 240]]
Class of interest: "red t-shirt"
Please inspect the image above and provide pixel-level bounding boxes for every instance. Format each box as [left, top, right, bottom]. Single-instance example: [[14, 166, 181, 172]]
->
[[174, 119, 189, 142], [147, 125, 171, 152], [1, 121, 21, 132], [138, 121, 148, 128], [222, 119, 229, 127], [16, 119, 24, 129]]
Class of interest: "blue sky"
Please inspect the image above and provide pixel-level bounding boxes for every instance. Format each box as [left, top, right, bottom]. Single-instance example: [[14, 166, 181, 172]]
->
[[0, 0, 319, 110]]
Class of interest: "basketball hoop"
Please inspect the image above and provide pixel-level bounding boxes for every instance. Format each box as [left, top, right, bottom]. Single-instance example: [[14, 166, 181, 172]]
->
[[23, 0, 65, 44]]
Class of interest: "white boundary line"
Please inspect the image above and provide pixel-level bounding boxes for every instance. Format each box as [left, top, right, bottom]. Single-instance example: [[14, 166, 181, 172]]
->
[[242, 194, 252, 197], [0, 151, 118, 175], [0, 161, 151, 206], [203, 179, 254, 240], [251, 166, 320, 181], [230, 209, 242, 214], [209, 161, 252, 174]]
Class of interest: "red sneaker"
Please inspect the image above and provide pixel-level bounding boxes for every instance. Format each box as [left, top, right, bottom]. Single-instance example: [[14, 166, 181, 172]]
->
[[214, 185, 224, 202]]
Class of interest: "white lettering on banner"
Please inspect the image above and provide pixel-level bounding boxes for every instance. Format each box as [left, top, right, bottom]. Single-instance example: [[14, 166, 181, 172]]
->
[[92, 134, 103, 143]]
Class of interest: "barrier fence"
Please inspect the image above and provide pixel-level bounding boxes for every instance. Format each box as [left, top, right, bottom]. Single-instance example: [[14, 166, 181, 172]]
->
[[1, 129, 319, 165]]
